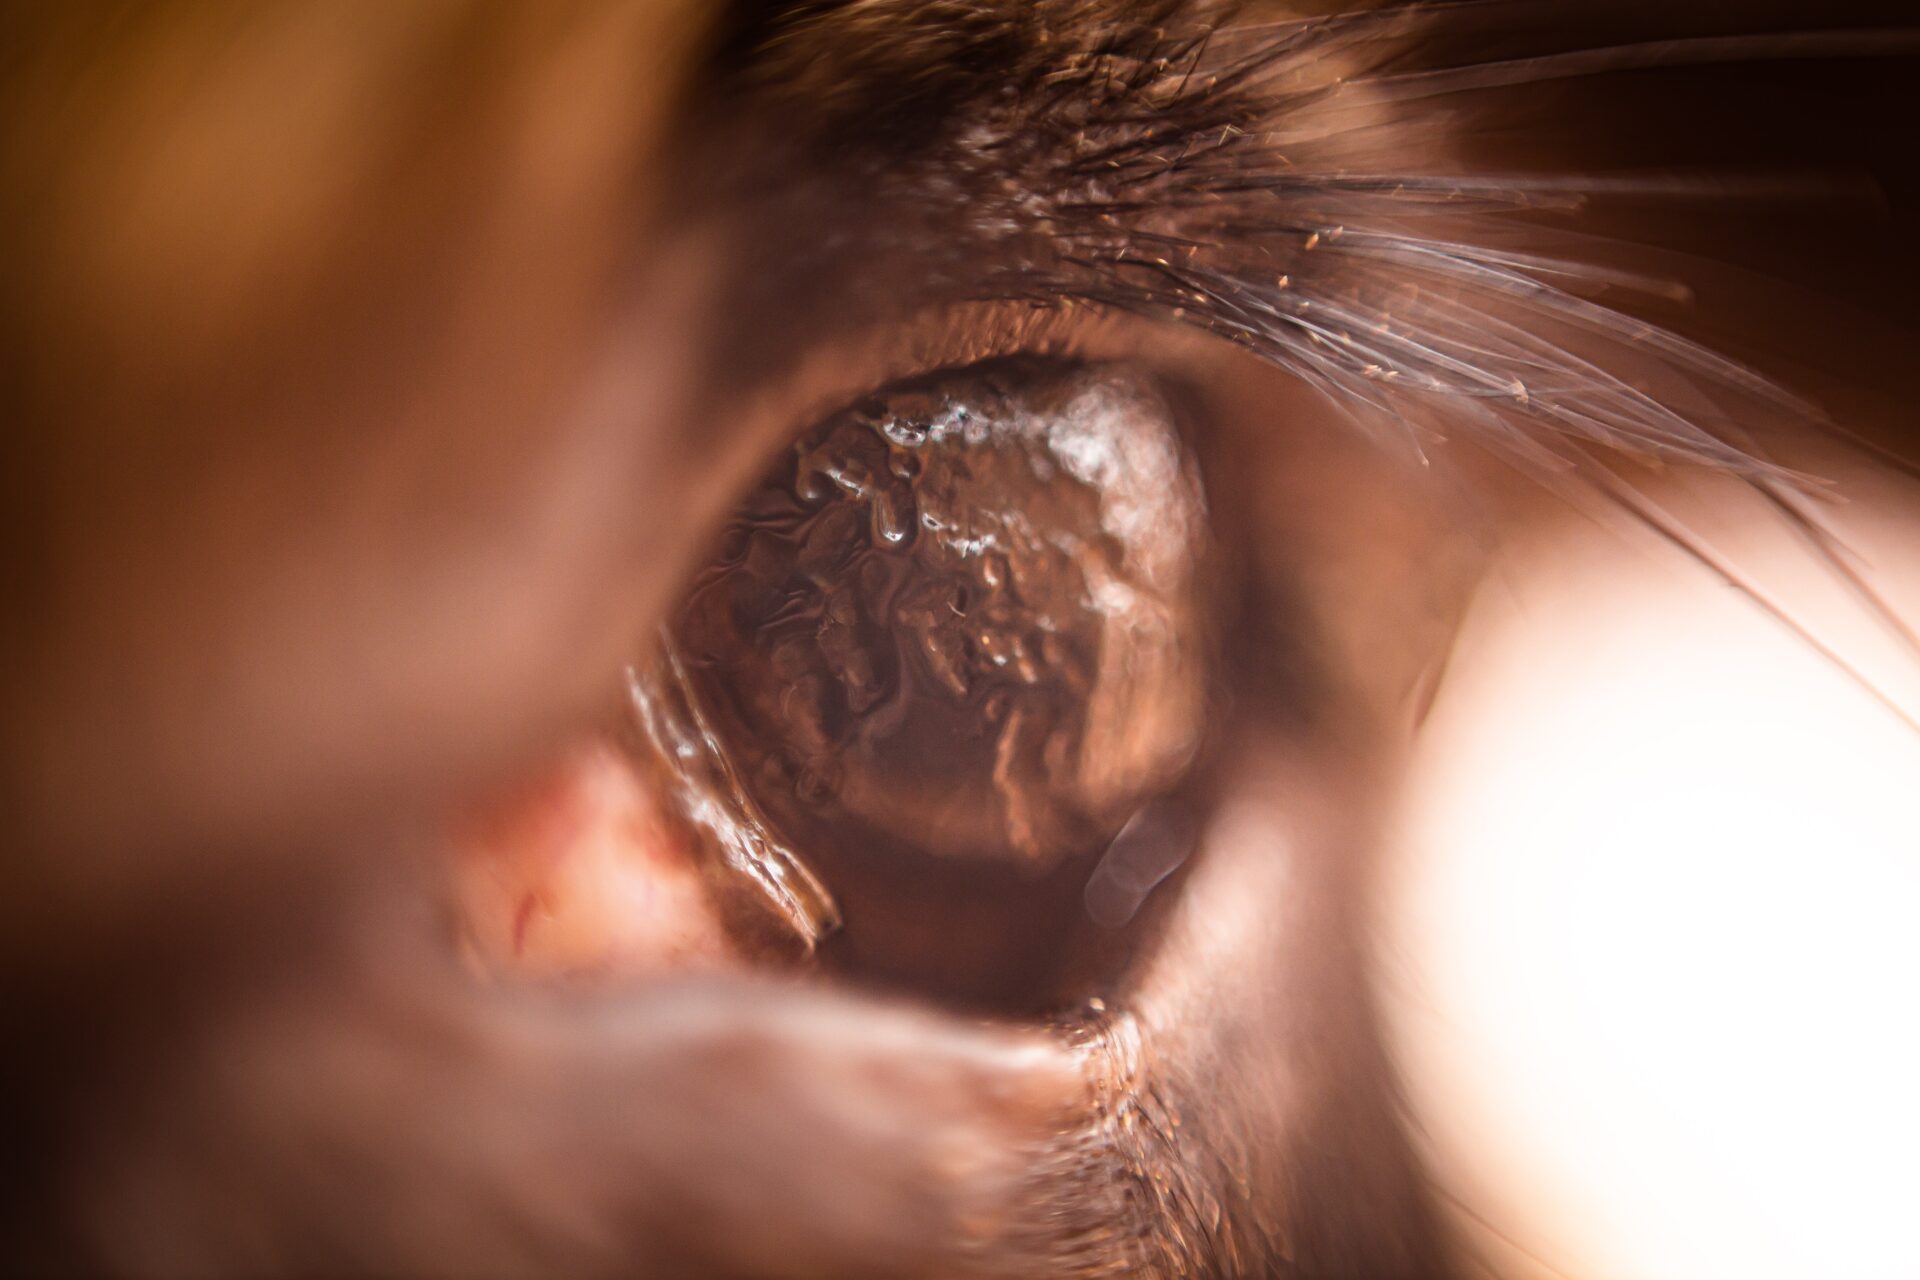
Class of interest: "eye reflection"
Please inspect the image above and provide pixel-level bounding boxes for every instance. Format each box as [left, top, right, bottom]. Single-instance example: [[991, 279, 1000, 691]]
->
[[618, 356, 1218, 1009], [451, 356, 1218, 1004]]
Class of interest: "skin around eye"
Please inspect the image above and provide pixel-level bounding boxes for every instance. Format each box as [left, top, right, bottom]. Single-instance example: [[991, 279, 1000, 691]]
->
[[451, 737, 746, 978]]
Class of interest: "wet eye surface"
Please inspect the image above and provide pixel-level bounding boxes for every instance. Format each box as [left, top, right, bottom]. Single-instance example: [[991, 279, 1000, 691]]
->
[[456, 356, 1220, 1015], [674, 358, 1208, 873], [643, 357, 1216, 1011]]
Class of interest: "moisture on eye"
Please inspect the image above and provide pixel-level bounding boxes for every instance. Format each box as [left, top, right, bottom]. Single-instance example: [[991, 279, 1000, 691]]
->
[[665, 359, 1210, 874]]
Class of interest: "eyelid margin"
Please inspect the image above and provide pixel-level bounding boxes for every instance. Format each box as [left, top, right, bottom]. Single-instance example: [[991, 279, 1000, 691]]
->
[[700, 301, 1219, 496]]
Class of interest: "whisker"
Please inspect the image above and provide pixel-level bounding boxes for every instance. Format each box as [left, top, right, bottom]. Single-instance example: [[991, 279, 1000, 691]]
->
[[1586, 467, 1920, 735], [1359, 28, 1920, 102]]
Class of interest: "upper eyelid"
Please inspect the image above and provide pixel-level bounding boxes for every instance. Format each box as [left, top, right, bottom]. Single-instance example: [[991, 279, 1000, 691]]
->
[[691, 301, 1215, 497], [703, 5, 1819, 488]]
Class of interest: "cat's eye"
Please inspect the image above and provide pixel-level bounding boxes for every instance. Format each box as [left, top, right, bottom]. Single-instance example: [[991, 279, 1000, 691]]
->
[[455, 356, 1221, 1013]]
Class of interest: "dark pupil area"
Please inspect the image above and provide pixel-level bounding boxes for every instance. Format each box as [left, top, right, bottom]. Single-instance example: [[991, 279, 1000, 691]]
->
[[673, 357, 1208, 1006]]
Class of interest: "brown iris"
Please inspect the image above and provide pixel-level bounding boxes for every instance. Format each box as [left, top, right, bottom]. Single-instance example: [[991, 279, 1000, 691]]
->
[[636, 358, 1212, 1007]]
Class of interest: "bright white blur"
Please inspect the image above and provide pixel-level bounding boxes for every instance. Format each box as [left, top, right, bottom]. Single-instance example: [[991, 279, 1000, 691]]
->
[[1378, 463, 1920, 1280]]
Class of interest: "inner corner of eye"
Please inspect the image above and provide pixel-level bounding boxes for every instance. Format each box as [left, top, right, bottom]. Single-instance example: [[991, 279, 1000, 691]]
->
[[451, 356, 1216, 1014]]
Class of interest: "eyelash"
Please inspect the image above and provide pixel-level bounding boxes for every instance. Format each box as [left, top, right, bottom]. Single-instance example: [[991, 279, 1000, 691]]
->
[[732, 4, 1806, 479], [709, 5, 1872, 647]]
